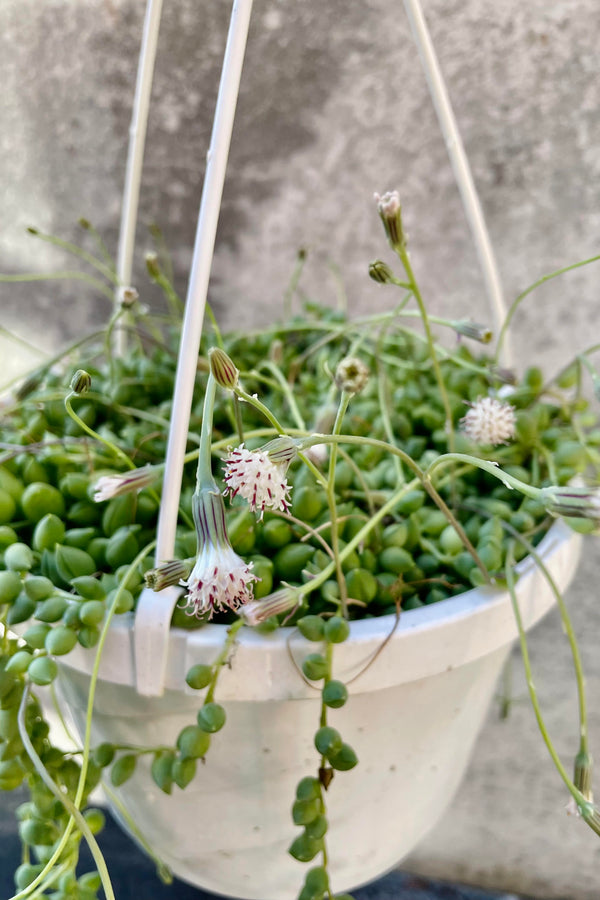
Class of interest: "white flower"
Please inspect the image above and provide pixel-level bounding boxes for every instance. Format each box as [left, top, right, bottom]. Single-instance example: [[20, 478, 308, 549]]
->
[[460, 397, 516, 446], [181, 542, 257, 619], [223, 444, 292, 517], [93, 467, 159, 502]]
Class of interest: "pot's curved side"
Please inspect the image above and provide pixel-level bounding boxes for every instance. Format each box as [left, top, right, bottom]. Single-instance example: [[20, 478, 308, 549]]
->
[[59, 644, 508, 899], [54, 521, 582, 899]]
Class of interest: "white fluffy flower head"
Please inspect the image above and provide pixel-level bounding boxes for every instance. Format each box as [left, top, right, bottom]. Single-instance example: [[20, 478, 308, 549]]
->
[[182, 543, 257, 619], [223, 444, 292, 517], [181, 488, 257, 619], [460, 396, 516, 446]]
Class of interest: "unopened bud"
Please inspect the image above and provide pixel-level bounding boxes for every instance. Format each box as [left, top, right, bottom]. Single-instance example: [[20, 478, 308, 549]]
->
[[93, 466, 160, 502], [209, 347, 239, 389], [269, 339, 284, 365], [145, 558, 194, 592], [261, 436, 299, 467], [145, 252, 161, 280], [574, 750, 594, 802], [118, 286, 139, 308], [238, 588, 299, 625], [539, 485, 600, 523], [26, 226, 39, 235], [374, 191, 405, 251], [490, 366, 518, 386], [452, 320, 493, 344], [368, 260, 396, 285], [334, 357, 369, 395], [70, 369, 91, 395], [78, 218, 92, 230]]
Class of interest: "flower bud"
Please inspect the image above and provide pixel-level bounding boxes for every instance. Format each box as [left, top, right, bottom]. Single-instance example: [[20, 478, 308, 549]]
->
[[145, 251, 161, 280], [368, 259, 396, 285], [574, 750, 594, 802], [261, 436, 299, 467], [239, 588, 299, 625], [334, 357, 369, 395], [144, 558, 194, 592], [117, 286, 139, 308], [374, 190, 405, 250], [269, 339, 284, 365], [209, 347, 239, 389], [540, 486, 600, 523], [93, 467, 160, 502], [70, 369, 91, 395], [452, 320, 493, 344]]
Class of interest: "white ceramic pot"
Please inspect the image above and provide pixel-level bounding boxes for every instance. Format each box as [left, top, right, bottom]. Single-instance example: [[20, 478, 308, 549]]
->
[[55, 519, 581, 900]]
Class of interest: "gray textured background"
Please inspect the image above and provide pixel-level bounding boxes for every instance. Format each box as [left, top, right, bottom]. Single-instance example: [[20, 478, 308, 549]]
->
[[1, 1, 600, 896]]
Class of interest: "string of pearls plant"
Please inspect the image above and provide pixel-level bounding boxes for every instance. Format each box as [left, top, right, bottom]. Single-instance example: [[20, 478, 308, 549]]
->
[[1, 196, 600, 899]]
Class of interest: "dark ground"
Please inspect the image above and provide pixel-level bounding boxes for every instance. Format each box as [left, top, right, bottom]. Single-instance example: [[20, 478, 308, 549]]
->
[[0, 789, 550, 900]]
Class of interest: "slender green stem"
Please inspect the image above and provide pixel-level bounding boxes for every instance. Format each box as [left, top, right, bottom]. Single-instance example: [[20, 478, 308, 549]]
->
[[17, 687, 116, 900], [79, 219, 117, 274], [205, 303, 223, 346], [299, 434, 489, 581], [283, 249, 307, 319], [496, 520, 588, 754], [9, 860, 73, 900], [504, 547, 596, 827], [197, 374, 218, 490], [65, 393, 134, 469], [0, 326, 47, 357], [235, 385, 285, 434], [396, 246, 454, 447], [0, 270, 114, 301], [0, 330, 105, 395], [291, 478, 426, 601], [427, 452, 540, 500], [260, 361, 306, 431], [495, 253, 600, 364], [326, 393, 351, 617], [233, 387, 327, 490], [233, 394, 245, 445], [205, 618, 244, 703], [27, 228, 118, 284], [375, 326, 404, 485], [103, 784, 172, 883]]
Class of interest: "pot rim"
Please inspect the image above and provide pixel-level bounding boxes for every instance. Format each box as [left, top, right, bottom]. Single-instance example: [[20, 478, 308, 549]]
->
[[56, 518, 581, 699]]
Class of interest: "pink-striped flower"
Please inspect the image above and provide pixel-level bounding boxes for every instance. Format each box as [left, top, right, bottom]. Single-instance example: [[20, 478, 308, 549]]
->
[[181, 489, 257, 619], [223, 444, 292, 518]]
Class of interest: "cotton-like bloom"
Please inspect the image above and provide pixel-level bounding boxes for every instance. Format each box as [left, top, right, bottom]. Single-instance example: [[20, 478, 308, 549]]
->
[[183, 543, 257, 619], [460, 396, 516, 446], [334, 357, 369, 395], [93, 466, 160, 502], [182, 489, 257, 618], [223, 444, 292, 517]]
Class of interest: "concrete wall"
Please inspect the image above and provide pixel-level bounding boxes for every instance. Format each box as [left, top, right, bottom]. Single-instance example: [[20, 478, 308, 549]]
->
[[1, 1, 600, 895]]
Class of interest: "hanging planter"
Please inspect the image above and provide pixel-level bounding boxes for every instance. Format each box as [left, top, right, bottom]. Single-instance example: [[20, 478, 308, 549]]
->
[[2, 1, 600, 900], [52, 519, 580, 900]]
